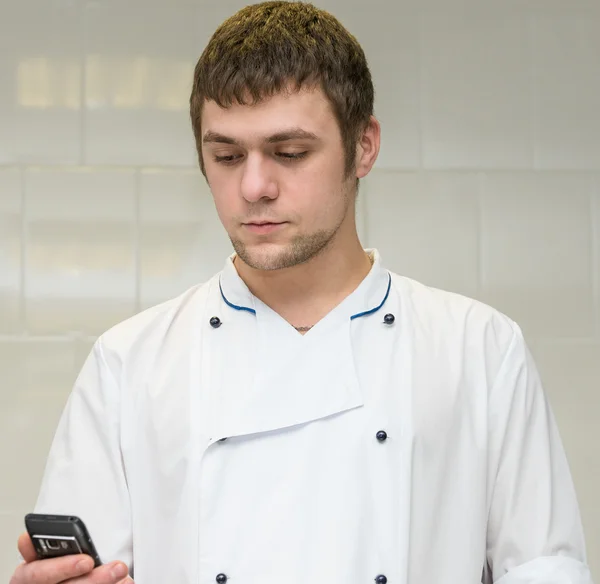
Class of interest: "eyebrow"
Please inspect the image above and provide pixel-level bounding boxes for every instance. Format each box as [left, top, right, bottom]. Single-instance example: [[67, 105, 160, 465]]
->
[[202, 128, 320, 146]]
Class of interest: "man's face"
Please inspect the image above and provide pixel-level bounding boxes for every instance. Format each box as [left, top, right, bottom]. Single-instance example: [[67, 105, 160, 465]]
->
[[200, 86, 357, 271]]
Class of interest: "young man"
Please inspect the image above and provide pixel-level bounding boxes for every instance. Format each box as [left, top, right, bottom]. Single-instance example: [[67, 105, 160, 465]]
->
[[11, 2, 593, 584]]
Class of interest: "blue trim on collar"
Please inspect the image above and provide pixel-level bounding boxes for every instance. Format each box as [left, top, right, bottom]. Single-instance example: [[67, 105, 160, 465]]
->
[[350, 272, 392, 321], [219, 280, 256, 315], [219, 272, 392, 321]]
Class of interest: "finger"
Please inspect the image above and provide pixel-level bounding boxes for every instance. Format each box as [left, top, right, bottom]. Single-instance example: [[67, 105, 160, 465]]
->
[[66, 561, 131, 584], [17, 532, 37, 563], [18, 554, 95, 584]]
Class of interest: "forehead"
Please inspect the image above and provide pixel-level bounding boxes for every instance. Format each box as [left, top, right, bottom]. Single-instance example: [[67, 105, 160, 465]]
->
[[200, 86, 337, 139]]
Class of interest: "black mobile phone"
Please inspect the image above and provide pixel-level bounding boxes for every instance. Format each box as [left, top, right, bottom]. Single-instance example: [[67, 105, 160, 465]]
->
[[24, 513, 102, 568]]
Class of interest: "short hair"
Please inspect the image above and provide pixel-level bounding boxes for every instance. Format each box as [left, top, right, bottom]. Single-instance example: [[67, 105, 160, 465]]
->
[[190, 1, 375, 181]]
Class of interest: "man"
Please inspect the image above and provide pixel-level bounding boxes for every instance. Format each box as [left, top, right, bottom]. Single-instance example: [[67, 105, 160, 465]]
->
[[11, 2, 593, 583]]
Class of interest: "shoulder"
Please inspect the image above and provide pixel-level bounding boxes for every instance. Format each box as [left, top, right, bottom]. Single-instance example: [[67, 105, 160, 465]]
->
[[391, 272, 517, 332], [96, 274, 219, 368], [390, 272, 523, 378]]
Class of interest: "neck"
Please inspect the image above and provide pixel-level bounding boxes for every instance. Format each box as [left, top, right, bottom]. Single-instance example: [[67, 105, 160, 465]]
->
[[234, 235, 372, 330]]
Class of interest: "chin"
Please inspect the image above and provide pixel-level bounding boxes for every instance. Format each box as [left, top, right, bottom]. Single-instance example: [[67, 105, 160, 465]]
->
[[232, 231, 334, 271], [234, 243, 294, 271]]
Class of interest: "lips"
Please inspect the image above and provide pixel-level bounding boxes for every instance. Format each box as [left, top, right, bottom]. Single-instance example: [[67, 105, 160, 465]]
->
[[243, 221, 287, 234], [244, 221, 282, 225]]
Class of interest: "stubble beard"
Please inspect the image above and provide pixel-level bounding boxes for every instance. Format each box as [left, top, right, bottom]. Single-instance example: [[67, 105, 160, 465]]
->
[[231, 191, 351, 271]]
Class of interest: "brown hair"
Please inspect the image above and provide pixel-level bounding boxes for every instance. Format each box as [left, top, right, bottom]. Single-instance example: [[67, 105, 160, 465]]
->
[[190, 1, 375, 183]]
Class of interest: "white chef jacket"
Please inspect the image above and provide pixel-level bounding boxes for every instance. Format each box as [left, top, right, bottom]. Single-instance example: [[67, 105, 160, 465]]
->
[[33, 249, 593, 584]]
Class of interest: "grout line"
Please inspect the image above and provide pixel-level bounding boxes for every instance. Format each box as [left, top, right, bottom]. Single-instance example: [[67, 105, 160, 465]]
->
[[0, 330, 96, 342], [369, 167, 600, 175], [19, 168, 27, 335], [591, 177, 599, 340], [526, 336, 600, 347], [4, 162, 600, 174], [2, 331, 595, 345], [0, 334, 75, 343], [134, 170, 142, 314], [0, 163, 200, 173], [416, 3, 424, 170], [80, 0, 88, 165], [477, 172, 487, 300], [530, 4, 538, 170]]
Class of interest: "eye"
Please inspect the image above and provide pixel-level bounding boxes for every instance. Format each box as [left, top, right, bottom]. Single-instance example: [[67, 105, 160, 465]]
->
[[213, 154, 241, 165], [277, 152, 308, 161], [213, 152, 308, 166]]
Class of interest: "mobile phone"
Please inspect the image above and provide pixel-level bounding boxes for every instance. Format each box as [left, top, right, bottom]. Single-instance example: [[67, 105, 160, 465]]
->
[[24, 513, 102, 567]]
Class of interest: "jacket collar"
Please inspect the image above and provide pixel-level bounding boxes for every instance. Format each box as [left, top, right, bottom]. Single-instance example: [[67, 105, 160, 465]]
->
[[218, 248, 391, 327]]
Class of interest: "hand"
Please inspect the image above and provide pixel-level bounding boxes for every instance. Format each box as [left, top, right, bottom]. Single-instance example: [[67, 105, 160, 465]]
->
[[10, 532, 133, 584]]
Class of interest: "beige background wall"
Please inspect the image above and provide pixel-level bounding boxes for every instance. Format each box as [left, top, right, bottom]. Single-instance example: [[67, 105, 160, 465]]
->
[[0, 0, 598, 579]]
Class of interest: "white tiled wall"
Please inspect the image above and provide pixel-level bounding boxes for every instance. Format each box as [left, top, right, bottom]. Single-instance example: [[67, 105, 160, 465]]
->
[[1, 0, 599, 579]]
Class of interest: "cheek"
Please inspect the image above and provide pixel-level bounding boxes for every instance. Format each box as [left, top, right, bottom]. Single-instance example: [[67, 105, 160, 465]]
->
[[300, 187, 343, 223], [210, 188, 238, 227], [214, 197, 236, 224]]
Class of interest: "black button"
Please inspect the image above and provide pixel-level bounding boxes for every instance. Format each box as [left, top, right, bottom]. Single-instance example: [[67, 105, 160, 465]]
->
[[216, 574, 228, 584], [375, 576, 388, 584], [383, 313, 395, 325], [210, 316, 222, 328], [376, 430, 388, 442], [218, 437, 228, 442]]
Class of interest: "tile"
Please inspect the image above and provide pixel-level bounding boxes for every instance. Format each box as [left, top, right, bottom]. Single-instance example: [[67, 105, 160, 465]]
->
[[0, 339, 77, 396], [481, 172, 594, 338], [526, 340, 600, 571], [195, 0, 253, 40], [317, 0, 421, 169], [526, 0, 598, 10], [0, 0, 82, 164], [420, 1, 532, 169], [139, 170, 232, 308], [527, 341, 600, 452], [0, 340, 76, 516], [363, 170, 480, 298], [0, 169, 22, 333], [84, 0, 199, 166], [595, 191, 600, 337], [0, 392, 71, 518], [533, 3, 600, 169], [75, 338, 98, 379], [24, 168, 137, 335], [0, 514, 24, 581]]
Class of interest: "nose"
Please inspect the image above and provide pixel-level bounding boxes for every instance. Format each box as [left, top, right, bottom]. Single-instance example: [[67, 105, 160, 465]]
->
[[240, 154, 278, 203]]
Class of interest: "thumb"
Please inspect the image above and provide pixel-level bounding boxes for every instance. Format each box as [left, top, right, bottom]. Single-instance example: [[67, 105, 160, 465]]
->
[[17, 532, 38, 563]]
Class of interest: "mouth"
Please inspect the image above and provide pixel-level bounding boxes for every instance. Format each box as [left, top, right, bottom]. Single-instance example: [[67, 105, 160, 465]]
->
[[243, 221, 288, 235]]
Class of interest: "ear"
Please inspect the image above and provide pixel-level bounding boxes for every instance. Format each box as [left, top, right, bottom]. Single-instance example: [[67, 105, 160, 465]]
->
[[354, 116, 381, 179]]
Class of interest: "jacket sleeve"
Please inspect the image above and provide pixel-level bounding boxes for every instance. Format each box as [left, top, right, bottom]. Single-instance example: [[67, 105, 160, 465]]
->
[[485, 322, 593, 584], [31, 337, 133, 573]]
